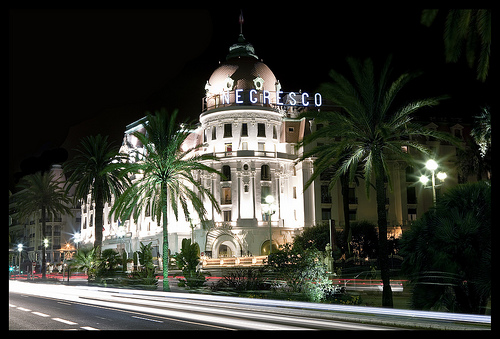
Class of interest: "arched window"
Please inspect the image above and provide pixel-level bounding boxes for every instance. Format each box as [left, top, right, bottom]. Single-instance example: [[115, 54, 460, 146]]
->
[[261, 164, 271, 181], [222, 165, 231, 181]]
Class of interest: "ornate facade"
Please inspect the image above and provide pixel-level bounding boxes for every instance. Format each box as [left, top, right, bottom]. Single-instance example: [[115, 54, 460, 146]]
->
[[77, 33, 468, 262]]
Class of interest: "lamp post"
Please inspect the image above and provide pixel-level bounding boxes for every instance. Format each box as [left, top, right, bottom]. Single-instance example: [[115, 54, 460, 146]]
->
[[17, 244, 23, 276], [419, 159, 447, 207], [262, 195, 276, 255], [73, 232, 81, 250]]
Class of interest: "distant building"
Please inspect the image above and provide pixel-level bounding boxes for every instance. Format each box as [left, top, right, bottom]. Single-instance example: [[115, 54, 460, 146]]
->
[[9, 165, 81, 272], [77, 32, 475, 262]]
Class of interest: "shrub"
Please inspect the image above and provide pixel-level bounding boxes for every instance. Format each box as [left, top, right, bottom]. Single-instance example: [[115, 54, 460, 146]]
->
[[210, 267, 268, 292], [174, 239, 206, 288]]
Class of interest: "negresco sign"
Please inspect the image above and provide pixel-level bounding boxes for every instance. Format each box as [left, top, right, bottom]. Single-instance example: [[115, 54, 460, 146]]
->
[[219, 89, 323, 107]]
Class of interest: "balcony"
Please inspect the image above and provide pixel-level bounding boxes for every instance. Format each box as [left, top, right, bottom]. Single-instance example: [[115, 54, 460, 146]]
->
[[209, 150, 297, 160]]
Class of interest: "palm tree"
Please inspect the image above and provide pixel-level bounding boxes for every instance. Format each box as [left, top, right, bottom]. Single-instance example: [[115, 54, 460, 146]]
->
[[64, 134, 130, 256], [299, 56, 458, 307], [69, 246, 98, 281], [421, 9, 491, 82], [12, 172, 73, 279], [111, 108, 221, 292]]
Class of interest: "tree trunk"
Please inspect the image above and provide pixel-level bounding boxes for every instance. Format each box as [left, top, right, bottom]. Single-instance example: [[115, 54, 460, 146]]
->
[[41, 206, 47, 280], [341, 174, 352, 256], [374, 155, 393, 308], [94, 192, 104, 257], [162, 185, 170, 292]]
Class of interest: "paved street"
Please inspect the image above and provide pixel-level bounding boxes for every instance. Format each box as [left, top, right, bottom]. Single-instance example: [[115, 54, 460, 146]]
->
[[9, 281, 490, 330], [9, 291, 222, 330]]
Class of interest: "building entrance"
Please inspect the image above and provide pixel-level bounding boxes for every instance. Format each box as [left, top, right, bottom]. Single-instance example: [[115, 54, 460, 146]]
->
[[211, 234, 241, 258], [218, 243, 233, 257]]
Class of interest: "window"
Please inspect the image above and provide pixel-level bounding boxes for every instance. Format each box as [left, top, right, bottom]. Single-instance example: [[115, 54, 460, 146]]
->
[[406, 186, 417, 204], [261, 185, 271, 204], [241, 123, 248, 137], [224, 123, 232, 138], [321, 185, 332, 203], [221, 187, 231, 204], [261, 164, 271, 181], [225, 143, 232, 155], [349, 209, 357, 221], [272, 126, 277, 139], [348, 187, 357, 204], [223, 210, 232, 222], [408, 208, 417, 221], [257, 123, 266, 137], [242, 141, 248, 150], [222, 165, 231, 181], [293, 186, 297, 199], [258, 142, 265, 151], [322, 208, 331, 221], [212, 126, 217, 140], [406, 166, 416, 182]]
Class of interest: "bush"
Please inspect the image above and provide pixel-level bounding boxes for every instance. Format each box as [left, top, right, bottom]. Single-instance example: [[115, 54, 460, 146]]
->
[[174, 239, 206, 289], [400, 181, 491, 314], [267, 243, 339, 302], [210, 267, 268, 292]]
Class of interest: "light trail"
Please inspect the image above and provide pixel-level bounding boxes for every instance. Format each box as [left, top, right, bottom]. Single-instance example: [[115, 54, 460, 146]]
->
[[9, 280, 490, 329]]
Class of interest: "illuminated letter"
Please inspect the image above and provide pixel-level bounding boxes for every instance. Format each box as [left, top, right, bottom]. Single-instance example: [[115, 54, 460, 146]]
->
[[289, 92, 297, 106], [263, 90, 270, 104], [276, 90, 283, 105], [302, 92, 309, 106], [235, 89, 243, 104], [222, 90, 230, 105], [249, 89, 258, 103], [314, 93, 322, 107]]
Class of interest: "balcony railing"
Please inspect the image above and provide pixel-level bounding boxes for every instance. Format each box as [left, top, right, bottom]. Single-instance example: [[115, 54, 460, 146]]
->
[[208, 150, 297, 160]]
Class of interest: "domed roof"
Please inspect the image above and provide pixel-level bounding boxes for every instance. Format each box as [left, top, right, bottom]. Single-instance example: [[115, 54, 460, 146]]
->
[[207, 58, 277, 94], [204, 34, 279, 110]]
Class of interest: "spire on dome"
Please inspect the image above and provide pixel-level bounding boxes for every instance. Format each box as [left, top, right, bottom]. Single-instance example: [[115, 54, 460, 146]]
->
[[226, 11, 258, 60], [239, 10, 244, 35]]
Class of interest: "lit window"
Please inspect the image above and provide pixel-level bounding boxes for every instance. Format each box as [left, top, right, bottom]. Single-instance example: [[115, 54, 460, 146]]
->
[[221, 187, 231, 205]]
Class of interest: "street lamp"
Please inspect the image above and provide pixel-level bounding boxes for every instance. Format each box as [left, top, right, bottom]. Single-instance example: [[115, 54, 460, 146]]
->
[[262, 195, 276, 255], [420, 159, 447, 206], [73, 232, 81, 250], [17, 244, 23, 275]]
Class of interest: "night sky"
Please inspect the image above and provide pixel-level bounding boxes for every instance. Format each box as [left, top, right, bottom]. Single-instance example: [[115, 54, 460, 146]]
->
[[9, 8, 492, 192]]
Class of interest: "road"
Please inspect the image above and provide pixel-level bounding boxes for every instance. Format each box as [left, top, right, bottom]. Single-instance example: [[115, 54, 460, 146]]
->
[[9, 281, 490, 330], [9, 292, 225, 330], [9, 281, 394, 330]]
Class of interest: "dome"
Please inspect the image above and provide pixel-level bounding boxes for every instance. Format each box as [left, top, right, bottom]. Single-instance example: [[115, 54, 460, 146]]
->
[[203, 34, 279, 111], [207, 58, 277, 94]]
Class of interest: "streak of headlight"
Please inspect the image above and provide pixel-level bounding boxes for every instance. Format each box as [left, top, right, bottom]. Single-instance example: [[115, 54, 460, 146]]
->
[[9, 281, 490, 325]]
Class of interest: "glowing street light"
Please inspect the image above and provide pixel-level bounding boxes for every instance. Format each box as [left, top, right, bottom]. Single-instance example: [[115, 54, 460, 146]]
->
[[425, 159, 438, 171], [421, 159, 446, 206], [436, 172, 447, 181], [419, 175, 429, 185], [17, 244, 23, 275], [73, 232, 81, 250]]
